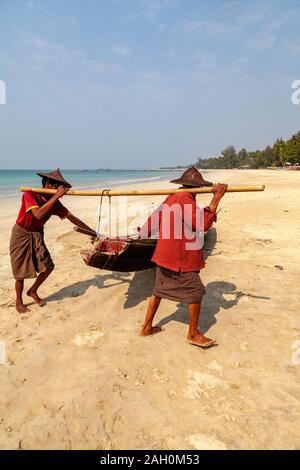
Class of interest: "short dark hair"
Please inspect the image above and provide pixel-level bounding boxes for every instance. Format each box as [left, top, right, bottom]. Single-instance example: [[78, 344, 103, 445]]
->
[[42, 177, 60, 187], [42, 177, 48, 187]]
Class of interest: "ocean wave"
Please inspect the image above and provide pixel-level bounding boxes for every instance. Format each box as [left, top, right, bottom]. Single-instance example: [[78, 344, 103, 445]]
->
[[112, 176, 162, 184], [0, 173, 173, 198], [71, 176, 163, 190]]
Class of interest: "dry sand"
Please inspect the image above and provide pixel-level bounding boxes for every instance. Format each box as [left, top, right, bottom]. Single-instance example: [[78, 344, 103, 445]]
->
[[0, 169, 299, 450]]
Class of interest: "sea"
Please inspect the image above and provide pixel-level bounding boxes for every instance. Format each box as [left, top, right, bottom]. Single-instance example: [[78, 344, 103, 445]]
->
[[0, 169, 184, 199]]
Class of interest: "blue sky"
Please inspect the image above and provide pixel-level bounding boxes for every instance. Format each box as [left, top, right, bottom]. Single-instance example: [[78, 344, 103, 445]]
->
[[0, 0, 299, 169]]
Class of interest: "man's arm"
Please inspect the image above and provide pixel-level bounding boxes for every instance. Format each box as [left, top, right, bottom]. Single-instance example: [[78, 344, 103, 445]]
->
[[208, 183, 228, 214], [202, 183, 227, 231], [183, 184, 228, 233], [66, 213, 94, 233], [31, 186, 68, 220]]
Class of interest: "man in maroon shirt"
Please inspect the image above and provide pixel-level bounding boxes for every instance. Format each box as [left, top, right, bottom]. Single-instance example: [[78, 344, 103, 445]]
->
[[10, 169, 94, 314], [139, 167, 227, 348]]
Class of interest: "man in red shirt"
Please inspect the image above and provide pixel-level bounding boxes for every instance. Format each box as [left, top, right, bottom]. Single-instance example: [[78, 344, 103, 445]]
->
[[10, 169, 94, 313], [139, 167, 227, 348]]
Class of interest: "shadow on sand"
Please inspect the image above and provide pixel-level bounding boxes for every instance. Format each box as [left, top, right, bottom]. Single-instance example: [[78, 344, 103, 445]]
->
[[44, 228, 218, 306], [123, 268, 156, 309], [124, 228, 270, 333], [156, 282, 270, 334], [44, 272, 131, 302], [155, 281, 256, 334], [45, 228, 269, 334]]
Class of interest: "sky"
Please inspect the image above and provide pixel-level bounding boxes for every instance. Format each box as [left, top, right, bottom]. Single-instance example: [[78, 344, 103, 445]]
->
[[0, 0, 299, 169]]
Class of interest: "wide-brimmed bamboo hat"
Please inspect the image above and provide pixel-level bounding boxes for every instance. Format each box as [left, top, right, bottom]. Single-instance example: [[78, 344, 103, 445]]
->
[[170, 167, 213, 187], [36, 168, 72, 188]]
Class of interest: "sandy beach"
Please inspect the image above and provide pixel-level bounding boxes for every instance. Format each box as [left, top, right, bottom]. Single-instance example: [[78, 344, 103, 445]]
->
[[0, 169, 299, 450]]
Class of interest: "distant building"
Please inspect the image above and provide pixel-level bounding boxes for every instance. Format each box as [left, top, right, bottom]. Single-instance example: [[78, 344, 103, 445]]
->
[[238, 165, 250, 169]]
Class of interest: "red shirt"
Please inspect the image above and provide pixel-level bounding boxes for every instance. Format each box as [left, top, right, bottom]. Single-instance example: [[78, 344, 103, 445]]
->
[[140, 192, 216, 272], [16, 191, 69, 232]]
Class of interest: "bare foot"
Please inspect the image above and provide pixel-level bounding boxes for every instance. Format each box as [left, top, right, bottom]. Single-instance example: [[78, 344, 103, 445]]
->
[[140, 326, 163, 337], [187, 333, 217, 349], [27, 290, 45, 307], [16, 303, 30, 314]]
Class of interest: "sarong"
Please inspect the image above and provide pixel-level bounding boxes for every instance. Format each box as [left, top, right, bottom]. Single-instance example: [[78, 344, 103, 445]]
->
[[10, 224, 54, 280], [153, 266, 205, 304]]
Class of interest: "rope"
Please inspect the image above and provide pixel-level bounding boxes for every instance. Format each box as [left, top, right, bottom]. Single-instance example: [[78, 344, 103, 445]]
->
[[96, 189, 111, 235], [100, 252, 114, 270], [96, 190, 114, 265], [108, 196, 112, 239], [108, 195, 112, 253], [95, 192, 128, 270]]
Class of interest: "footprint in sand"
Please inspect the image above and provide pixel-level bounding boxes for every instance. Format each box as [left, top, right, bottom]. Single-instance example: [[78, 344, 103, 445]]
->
[[111, 382, 125, 397], [0, 298, 16, 308], [207, 360, 223, 373], [153, 368, 169, 383], [115, 369, 129, 380], [239, 341, 249, 351], [134, 370, 145, 387], [72, 325, 105, 347], [59, 312, 70, 321], [184, 369, 228, 399]]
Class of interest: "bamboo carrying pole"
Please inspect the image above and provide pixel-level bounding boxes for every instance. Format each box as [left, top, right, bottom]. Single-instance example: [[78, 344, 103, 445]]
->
[[20, 185, 265, 196], [73, 226, 98, 237]]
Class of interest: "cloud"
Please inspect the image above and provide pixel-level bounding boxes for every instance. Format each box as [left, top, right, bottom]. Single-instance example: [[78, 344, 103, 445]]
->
[[0, 30, 124, 106], [135, 69, 166, 82], [69, 18, 79, 26], [183, 1, 296, 42], [14, 32, 121, 74], [122, 0, 177, 21], [137, 0, 177, 18], [111, 46, 131, 56], [184, 19, 229, 37], [165, 48, 178, 58], [158, 23, 166, 31], [286, 39, 300, 56], [246, 33, 275, 51], [190, 49, 217, 66]]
